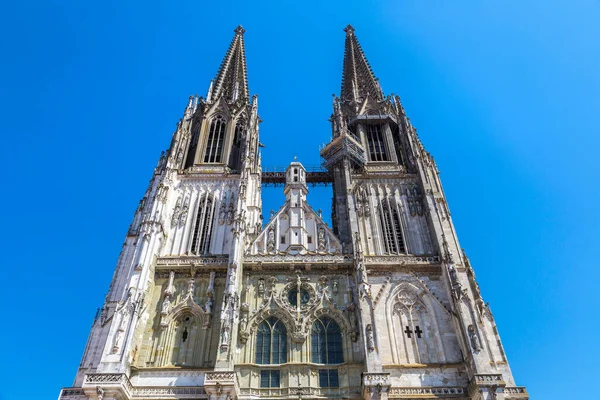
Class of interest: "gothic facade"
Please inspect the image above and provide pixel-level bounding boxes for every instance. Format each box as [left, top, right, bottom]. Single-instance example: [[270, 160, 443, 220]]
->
[[59, 26, 528, 400]]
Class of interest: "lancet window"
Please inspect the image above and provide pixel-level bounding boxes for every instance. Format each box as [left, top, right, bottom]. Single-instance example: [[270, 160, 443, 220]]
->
[[380, 201, 406, 254], [185, 123, 201, 168], [366, 123, 389, 161], [228, 119, 244, 171], [256, 317, 287, 364], [190, 194, 215, 255], [204, 115, 226, 163], [311, 317, 343, 364]]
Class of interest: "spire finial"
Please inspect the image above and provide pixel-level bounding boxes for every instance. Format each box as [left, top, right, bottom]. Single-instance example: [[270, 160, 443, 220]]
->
[[234, 25, 245, 36], [344, 24, 355, 36]]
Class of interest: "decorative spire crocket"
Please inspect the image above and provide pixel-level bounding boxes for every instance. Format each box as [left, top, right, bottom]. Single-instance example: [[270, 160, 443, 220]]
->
[[341, 25, 383, 103], [209, 25, 250, 103]]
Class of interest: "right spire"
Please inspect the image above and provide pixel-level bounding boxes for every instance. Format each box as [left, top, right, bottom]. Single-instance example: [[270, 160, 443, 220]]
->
[[341, 25, 383, 103]]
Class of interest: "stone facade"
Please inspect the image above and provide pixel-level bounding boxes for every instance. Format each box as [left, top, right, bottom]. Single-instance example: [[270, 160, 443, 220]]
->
[[59, 25, 528, 400]]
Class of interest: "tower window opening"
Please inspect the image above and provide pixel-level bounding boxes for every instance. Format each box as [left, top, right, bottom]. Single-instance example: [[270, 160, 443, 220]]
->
[[366, 123, 389, 161], [380, 202, 406, 254], [204, 115, 226, 163], [281, 235, 286, 244], [190, 194, 215, 255], [185, 123, 201, 168]]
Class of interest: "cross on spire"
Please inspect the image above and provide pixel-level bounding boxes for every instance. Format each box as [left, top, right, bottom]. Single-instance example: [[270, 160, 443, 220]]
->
[[209, 25, 250, 103], [340, 25, 383, 103]]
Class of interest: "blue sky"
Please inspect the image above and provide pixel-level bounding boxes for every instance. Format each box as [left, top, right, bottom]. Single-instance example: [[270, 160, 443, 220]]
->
[[1, 1, 598, 399]]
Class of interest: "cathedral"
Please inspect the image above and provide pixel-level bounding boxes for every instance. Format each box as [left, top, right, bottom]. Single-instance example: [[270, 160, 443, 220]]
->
[[59, 26, 528, 400]]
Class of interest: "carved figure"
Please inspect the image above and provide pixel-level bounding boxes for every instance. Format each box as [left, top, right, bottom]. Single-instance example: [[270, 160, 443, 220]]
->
[[218, 202, 226, 225], [317, 226, 326, 251], [332, 279, 338, 295], [448, 265, 459, 286], [96, 386, 104, 400], [161, 296, 171, 315], [226, 203, 234, 225], [366, 324, 375, 351], [267, 228, 275, 251], [468, 324, 482, 352], [257, 278, 265, 296]]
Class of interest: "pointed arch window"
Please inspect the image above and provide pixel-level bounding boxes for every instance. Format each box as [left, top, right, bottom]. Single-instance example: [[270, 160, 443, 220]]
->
[[190, 194, 215, 255], [380, 201, 406, 254], [204, 115, 226, 163], [311, 317, 343, 364], [228, 119, 244, 172], [185, 122, 201, 168], [256, 317, 287, 364], [366, 123, 389, 161]]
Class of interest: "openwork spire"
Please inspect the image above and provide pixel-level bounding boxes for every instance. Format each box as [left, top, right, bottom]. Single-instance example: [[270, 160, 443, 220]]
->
[[209, 25, 250, 103], [340, 25, 383, 102]]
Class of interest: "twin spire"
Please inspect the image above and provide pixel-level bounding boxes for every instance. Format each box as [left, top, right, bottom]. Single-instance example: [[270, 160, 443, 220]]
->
[[208, 25, 381, 103]]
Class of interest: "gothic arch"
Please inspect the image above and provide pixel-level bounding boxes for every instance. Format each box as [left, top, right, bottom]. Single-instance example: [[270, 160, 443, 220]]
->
[[384, 281, 446, 365]]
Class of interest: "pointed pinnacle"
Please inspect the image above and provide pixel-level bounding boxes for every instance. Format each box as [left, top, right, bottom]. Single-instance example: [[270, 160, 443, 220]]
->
[[235, 25, 246, 36], [344, 24, 355, 36]]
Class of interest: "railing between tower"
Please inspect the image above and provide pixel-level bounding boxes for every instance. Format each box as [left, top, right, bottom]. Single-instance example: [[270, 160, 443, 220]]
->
[[261, 165, 333, 186]]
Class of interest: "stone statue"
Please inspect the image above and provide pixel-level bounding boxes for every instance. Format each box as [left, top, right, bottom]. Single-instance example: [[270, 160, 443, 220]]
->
[[468, 324, 482, 352], [332, 279, 338, 295], [366, 324, 375, 351], [448, 265, 459, 286], [161, 296, 171, 315], [218, 202, 226, 225], [267, 228, 275, 251], [317, 226, 326, 251], [226, 203, 234, 225], [257, 278, 265, 296]]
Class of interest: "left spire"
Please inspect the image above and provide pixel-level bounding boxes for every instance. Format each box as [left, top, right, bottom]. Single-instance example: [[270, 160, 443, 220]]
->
[[208, 25, 250, 103]]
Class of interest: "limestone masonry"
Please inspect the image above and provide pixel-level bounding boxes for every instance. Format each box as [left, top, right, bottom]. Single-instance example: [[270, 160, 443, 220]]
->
[[59, 25, 528, 400]]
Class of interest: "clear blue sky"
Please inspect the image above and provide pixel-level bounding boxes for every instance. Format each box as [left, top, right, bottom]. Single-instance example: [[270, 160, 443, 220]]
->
[[1, 1, 598, 399]]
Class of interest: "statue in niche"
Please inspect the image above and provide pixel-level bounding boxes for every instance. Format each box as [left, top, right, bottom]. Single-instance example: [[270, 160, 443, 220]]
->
[[267, 228, 275, 252], [239, 303, 249, 332], [218, 201, 226, 225], [220, 320, 231, 351], [468, 324, 482, 352], [111, 303, 130, 354], [257, 278, 265, 296], [332, 279, 338, 295], [161, 295, 171, 315], [366, 324, 375, 351], [96, 386, 104, 400], [448, 265, 459, 286], [204, 296, 213, 314], [227, 203, 234, 225], [187, 277, 195, 297], [317, 226, 326, 251]]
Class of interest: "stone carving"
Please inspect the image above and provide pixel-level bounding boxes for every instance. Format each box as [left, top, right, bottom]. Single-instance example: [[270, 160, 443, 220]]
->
[[218, 201, 226, 225], [366, 324, 375, 351], [171, 197, 182, 228], [257, 278, 265, 296], [406, 183, 424, 216], [267, 228, 275, 252], [317, 225, 326, 251], [111, 301, 130, 354], [96, 386, 104, 400], [332, 279, 338, 295], [178, 197, 189, 227], [468, 324, 482, 352]]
